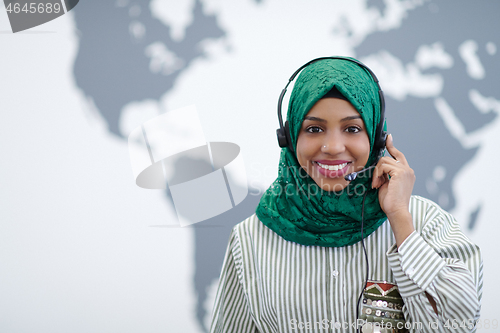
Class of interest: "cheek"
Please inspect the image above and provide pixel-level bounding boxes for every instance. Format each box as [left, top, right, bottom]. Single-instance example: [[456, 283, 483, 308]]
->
[[350, 135, 370, 165]]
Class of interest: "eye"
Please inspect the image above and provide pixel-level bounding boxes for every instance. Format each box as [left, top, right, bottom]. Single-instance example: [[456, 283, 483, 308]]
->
[[306, 126, 323, 133], [345, 126, 361, 133]]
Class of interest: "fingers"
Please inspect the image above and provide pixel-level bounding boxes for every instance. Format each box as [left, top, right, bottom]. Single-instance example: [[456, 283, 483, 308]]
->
[[371, 160, 397, 189], [371, 134, 414, 189], [371, 156, 410, 189], [385, 134, 408, 165]]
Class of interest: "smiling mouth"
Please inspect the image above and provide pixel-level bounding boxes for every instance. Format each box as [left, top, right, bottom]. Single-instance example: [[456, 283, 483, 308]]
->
[[313, 161, 351, 178], [315, 161, 348, 171]]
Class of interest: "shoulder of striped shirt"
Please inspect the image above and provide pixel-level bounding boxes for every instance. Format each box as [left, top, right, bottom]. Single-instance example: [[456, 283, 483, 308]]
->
[[409, 195, 461, 231], [231, 213, 283, 248], [409, 194, 443, 208], [233, 213, 264, 237]]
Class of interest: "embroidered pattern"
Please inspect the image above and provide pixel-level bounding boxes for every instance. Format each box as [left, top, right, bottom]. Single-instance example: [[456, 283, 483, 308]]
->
[[360, 280, 408, 332]]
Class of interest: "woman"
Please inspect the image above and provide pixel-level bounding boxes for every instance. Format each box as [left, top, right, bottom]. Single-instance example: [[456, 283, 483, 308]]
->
[[210, 57, 482, 332]]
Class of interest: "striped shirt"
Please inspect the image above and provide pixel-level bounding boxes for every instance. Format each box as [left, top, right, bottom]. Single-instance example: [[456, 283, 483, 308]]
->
[[210, 196, 483, 333]]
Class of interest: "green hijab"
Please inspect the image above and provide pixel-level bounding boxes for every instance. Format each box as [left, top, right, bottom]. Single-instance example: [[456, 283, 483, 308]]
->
[[255, 58, 387, 247]]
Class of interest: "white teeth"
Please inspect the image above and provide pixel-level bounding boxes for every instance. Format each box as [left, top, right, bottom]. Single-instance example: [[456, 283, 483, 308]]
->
[[316, 162, 348, 171]]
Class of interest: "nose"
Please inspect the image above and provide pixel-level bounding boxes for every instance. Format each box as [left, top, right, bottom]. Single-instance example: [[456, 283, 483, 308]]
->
[[320, 131, 345, 155]]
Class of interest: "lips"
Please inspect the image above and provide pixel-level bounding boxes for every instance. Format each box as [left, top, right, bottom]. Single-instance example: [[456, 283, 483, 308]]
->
[[313, 160, 351, 178]]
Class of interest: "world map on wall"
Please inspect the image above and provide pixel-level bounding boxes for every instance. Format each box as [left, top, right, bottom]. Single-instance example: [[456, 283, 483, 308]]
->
[[71, 0, 499, 331]]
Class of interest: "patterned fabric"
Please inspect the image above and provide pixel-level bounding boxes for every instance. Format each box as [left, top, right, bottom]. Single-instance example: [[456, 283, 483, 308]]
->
[[256, 58, 387, 247], [361, 281, 406, 330], [211, 196, 483, 333]]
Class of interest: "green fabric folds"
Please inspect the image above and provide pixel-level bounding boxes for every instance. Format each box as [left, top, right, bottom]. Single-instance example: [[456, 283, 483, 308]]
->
[[256, 58, 387, 247]]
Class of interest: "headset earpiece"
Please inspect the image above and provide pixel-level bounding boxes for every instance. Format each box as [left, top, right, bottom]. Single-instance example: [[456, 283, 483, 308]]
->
[[276, 125, 288, 148], [276, 120, 294, 153]]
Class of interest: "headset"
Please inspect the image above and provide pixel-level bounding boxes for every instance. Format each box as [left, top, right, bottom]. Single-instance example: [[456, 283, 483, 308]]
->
[[276, 56, 387, 181]]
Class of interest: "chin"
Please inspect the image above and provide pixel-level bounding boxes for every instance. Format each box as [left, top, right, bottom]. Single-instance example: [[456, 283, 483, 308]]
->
[[316, 179, 349, 192]]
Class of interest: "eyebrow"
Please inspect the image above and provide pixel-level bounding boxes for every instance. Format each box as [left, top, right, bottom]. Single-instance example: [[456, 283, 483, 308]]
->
[[303, 115, 362, 123]]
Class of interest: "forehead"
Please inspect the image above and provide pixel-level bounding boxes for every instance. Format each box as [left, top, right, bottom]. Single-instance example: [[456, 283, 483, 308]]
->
[[304, 98, 362, 121]]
